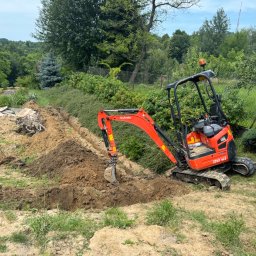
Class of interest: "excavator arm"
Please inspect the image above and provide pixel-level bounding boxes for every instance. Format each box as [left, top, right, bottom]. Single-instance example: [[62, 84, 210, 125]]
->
[[98, 108, 178, 183]]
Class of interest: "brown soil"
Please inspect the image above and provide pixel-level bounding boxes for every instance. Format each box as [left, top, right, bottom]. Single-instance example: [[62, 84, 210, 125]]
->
[[0, 103, 189, 210]]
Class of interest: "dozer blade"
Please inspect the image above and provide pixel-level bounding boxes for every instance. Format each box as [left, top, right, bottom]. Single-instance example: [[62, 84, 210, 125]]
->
[[104, 165, 118, 184]]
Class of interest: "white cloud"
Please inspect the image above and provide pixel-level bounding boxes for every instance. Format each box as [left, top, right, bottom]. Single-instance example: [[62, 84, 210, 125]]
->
[[0, 0, 41, 14]]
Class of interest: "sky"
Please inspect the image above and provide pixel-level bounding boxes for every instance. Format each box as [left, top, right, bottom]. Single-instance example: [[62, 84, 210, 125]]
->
[[0, 0, 255, 42]]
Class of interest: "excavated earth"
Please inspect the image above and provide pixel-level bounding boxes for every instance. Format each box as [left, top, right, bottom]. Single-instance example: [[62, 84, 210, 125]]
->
[[0, 102, 189, 210]]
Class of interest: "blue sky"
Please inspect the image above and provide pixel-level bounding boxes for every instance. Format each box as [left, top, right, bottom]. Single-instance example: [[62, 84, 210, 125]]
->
[[0, 0, 255, 41]]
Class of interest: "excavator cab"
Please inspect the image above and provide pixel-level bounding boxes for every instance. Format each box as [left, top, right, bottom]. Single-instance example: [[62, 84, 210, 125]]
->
[[166, 70, 236, 171]]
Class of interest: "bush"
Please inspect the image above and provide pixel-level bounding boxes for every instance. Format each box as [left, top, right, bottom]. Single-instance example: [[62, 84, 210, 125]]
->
[[119, 136, 145, 161], [241, 128, 256, 151], [221, 86, 246, 127], [15, 75, 39, 89]]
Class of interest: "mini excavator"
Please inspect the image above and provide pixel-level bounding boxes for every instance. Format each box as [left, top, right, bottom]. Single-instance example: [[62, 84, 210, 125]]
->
[[98, 60, 256, 189]]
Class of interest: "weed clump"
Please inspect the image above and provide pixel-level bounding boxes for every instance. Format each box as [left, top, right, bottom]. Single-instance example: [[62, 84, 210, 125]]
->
[[10, 231, 29, 244], [146, 200, 177, 227], [103, 208, 135, 229], [212, 214, 245, 247]]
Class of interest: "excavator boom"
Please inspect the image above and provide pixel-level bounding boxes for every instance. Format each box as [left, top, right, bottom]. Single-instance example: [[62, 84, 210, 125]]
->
[[98, 108, 178, 164]]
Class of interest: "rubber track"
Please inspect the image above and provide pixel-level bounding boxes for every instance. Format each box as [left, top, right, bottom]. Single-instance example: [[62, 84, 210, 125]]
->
[[172, 168, 231, 190], [232, 157, 256, 176]]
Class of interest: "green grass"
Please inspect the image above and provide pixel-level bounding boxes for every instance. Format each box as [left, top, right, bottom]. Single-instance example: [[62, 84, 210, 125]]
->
[[10, 231, 29, 244], [0, 168, 57, 189], [146, 200, 178, 227], [122, 239, 136, 245], [103, 207, 135, 229], [0, 236, 8, 253], [187, 210, 209, 229], [4, 210, 17, 222], [185, 209, 247, 251], [211, 214, 245, 247], [0, 244, 7, 253], [26, 212, 98, 247]]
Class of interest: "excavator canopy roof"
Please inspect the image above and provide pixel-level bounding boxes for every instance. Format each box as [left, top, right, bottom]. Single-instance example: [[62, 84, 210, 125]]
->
[[166, 70, 215, 90]]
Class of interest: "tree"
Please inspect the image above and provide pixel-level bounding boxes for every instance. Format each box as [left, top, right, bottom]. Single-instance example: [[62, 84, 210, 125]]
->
[[35, 0, 102, 70], [0, 51, 11, 87], [38, 52, 62, 88], [129, 0, 199, 82], [197, 8, 230, 56], [169, 29, 190, 63], [98, 0, 146, 68]]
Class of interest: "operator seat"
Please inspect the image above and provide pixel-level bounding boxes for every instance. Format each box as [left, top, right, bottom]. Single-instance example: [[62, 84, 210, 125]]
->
[[194, 120, 223, 138], [203, 124, 222, 138]]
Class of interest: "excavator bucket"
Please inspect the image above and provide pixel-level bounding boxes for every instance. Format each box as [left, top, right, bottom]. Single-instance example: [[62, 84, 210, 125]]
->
[[104, 164, 118, 184]]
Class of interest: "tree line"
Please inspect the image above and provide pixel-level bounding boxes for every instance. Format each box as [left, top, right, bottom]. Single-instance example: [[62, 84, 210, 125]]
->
[[0, 0, 256, 88]]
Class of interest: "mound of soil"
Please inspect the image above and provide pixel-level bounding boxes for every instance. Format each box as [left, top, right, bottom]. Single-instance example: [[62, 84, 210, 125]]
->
[[25, 139, 189, 210], [28, 140, 107, 179]]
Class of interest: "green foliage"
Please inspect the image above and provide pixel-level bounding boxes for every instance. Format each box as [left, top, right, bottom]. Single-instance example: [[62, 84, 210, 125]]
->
[[0, 39, 42, 86], [98, 0, 146, 67], [103, 208, 135, 229], [15, 75, 39, 89], [0, 51, 11, 87], [146, 200, 177, 226], [67, 72, 143, 107], [237, 52, 256, 89], [221, 86, 246, 127], [119, 136, 144, 161], [100, 62, 132, 79], [169, 29, 191, 63], [142, 90, 171, 130], [35, 0, 102, 69], [38, 52, 62, 89], [241, 129, 256, 151], [212, 215, 245, 247], [197, 8, 230, 56]]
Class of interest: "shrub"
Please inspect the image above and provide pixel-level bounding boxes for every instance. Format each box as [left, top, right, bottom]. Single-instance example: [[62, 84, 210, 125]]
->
[[15, 75, 39, 89], [241, 128, 256, 151], [221, 86, 246, 127], [119, 136, 145, 161]]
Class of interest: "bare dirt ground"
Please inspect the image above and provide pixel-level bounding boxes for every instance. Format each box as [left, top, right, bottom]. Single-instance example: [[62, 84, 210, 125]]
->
[[0, 102, 256, 256]]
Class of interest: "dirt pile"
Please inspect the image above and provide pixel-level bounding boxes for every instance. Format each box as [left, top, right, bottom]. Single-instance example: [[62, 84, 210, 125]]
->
[[26, 139, 189, 210]]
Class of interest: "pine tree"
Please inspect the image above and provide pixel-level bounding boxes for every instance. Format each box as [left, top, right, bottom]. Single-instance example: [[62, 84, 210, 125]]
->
[[38, 53, 62, 89]]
